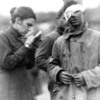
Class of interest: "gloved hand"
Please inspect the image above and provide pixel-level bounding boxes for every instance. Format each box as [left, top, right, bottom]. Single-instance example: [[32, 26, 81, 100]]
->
[[58, 71, 72, 85], [31, 31, 42, 48], [73, 73, 86, 87], [25, 31, 42, 48], [25, 35, 35, 46]]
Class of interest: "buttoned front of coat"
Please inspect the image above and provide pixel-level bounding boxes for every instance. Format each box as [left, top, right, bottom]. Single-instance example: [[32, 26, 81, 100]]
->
[[48, 28, 100, 100]]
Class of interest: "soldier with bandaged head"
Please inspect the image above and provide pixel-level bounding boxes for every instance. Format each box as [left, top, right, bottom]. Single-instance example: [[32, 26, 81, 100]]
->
[[48, 1, 100, 100]]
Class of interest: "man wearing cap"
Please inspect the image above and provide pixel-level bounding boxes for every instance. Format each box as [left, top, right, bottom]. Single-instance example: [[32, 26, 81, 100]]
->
[[0, 6, 41, 100], [48, 1, 100, 100]]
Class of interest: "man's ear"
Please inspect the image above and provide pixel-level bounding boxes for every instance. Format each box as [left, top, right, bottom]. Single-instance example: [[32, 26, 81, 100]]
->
[[15, 17, 22, 25]]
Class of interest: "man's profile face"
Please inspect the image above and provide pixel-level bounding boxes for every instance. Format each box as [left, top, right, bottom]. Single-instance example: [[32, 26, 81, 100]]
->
[[17, 18, 35, 36]]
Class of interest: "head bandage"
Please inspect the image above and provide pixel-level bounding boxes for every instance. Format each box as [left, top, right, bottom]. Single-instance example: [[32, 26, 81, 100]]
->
[[64, 4, 85, 21]]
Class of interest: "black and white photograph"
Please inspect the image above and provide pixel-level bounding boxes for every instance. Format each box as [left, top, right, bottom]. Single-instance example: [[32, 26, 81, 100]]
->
[[0, 0, 100, 100]]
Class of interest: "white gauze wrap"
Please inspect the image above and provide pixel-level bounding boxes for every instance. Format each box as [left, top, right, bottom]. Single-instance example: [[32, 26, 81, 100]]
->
[[64, 4, 85, 21]]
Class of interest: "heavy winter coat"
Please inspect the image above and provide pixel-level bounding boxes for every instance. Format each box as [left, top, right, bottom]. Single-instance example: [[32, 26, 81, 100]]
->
[[48, 28, 100, 100], [0, 26, 35, 100]]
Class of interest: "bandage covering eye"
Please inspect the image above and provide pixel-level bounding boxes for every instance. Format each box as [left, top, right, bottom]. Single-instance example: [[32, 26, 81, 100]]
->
[[64, 4, 85, 21]]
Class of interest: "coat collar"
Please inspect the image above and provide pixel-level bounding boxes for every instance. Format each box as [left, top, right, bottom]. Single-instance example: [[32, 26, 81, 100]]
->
[[63, 23, 88, 40], [56, 26, 64, 35], [3, 25, 24, 45], [7, 25, 21, 39]]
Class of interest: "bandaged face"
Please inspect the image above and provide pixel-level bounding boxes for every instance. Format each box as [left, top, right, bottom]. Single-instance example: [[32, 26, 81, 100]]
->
[[64, 4, 85, 21]]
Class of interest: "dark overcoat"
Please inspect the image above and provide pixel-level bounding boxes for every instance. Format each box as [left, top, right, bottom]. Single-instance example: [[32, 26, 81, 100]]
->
[[0, 26, 35, 100], [48, 28, 100, 100]]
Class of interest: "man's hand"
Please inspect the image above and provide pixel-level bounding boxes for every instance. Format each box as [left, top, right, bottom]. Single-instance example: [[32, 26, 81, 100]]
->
[[58, 71, 72, 85], [32, 31, 42, 48], [25, 35, 35, 46], [25, 31, 42, 48], [73, 73, 86, 87]]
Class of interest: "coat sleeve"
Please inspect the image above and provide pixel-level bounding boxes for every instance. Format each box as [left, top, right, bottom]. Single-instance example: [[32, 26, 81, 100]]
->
[[25, 48, 36, 70], [81, 67, 100, 89], [35, 36, 55, 71], [81, 34, 100, 89], [47, 40, 64, 82], [0, 35, 29, 70]]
